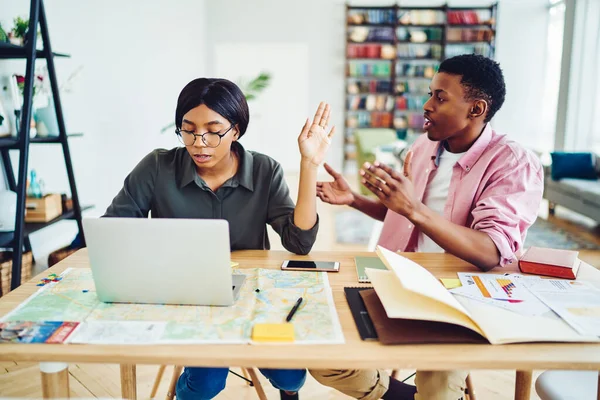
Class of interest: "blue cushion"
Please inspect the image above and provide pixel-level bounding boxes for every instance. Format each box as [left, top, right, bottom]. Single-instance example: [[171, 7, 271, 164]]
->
[[550, 152, 597, 180]]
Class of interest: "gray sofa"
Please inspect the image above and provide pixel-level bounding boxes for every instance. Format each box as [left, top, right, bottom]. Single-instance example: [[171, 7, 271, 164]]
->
[[544, 164, 600, 223]]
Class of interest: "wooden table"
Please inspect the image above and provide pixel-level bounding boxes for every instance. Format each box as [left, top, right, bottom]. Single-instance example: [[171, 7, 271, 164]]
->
[[1, 249, 599, 400]]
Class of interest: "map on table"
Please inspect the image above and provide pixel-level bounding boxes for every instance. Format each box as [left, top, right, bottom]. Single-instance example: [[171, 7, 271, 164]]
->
[[2, 268, 344, 345]]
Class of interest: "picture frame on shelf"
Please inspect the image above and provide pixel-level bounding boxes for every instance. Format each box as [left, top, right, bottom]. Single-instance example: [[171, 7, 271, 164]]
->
[[0, 81, 15, 137], [9, 74, 23, 111], [0, 99, 11, 137]]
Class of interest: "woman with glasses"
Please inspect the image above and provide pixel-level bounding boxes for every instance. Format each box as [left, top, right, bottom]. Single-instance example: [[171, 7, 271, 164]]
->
[[103, 78, 335, 400]]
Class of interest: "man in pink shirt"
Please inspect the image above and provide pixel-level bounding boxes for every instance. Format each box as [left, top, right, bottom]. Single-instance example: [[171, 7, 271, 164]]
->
[[311, 55, 543, 399]]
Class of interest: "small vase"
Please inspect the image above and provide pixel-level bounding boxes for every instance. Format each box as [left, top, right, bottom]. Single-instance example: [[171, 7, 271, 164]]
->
[[8, 35, 24, 47]]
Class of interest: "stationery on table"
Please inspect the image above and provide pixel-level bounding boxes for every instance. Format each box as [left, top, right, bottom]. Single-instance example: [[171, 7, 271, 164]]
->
[[251, 323, 295, 343], [252, 297, 303, 343], [0, 321, 79, 344], [285, 297, 303, 322], [451, 272, 552, 317], [358, 246, 600, 345], [3, 268, 344, 345], [518, 247, 580, 279], [354, 256, 388, 283], [524, 279, 600, 337], [440, 278, 461, 289], [344, 287, 378, 340]]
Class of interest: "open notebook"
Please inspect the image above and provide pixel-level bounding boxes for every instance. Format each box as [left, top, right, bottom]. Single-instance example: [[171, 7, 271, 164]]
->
[[368, 246, 600, 345]]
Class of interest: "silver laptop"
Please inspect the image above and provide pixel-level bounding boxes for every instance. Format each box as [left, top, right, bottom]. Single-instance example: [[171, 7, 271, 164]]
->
[[82, 218, 245, 306]]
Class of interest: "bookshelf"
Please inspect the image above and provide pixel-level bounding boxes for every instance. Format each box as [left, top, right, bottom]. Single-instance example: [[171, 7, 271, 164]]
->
[[344, 3, 498, 164], [0, 0, 88, 293]]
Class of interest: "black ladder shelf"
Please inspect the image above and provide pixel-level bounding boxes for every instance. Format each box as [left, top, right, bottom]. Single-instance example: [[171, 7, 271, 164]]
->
[[0, 0, 86, 293]]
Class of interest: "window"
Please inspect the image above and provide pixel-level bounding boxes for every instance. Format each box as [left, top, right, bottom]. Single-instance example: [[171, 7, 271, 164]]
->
[[539, 0, 566, 153]]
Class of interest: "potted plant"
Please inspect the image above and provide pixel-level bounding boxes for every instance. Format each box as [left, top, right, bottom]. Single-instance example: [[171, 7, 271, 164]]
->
[[0, 23, 8, 43], [9, 17, 29, 46], [239, 72, 271, 101]]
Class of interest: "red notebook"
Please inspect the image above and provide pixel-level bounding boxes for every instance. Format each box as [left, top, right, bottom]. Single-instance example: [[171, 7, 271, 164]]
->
[[518, 247, 580, 279]]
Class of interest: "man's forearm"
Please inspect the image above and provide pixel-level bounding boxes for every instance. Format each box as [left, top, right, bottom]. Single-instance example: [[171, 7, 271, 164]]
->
[[350, 192, 388, 222], [410, 205, 500, 271]]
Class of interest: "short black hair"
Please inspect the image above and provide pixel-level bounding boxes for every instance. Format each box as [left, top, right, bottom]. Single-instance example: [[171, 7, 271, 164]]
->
[[438, 54, 506, 123], [175, 78, 249, 138]]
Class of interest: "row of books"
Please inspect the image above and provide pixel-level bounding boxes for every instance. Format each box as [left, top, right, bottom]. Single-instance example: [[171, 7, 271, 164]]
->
[[346, 118, 426, 139], [348, 61, 392, 77], [348, 61, 438, 78], [398, 10, 445, 25], [347, 95, 395, 112], [447, 28, 494, 42], [447, 10, 493, 25], [346, 113, 426, 131], [348, 27, 395, 43], [394, 113, 426, 130], [349, 42, 491, 60], [346, 43, 443, 60], [345, 80, 429, 95], [347, 80, 393, 94], [346, 94, 429, 112], [397, 27, 443, 42], [347, 44, 396, 59], [396, 80, 430, 95], [346, 112, 394, 129], [348, 9, 494, 26], [349, 26, 494, 44], [445, 43, 492, 58], [398, 43, 443, 59], [396, 94, 429, 111], [397, 61, 438, 78], [348, 9, 395, 25]]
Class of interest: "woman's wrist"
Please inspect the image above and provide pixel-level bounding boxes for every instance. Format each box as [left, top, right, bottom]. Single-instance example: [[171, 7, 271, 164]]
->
[[300, 157, 320, 170]]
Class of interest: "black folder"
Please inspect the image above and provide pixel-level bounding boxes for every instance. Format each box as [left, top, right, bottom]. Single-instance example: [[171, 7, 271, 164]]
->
[[344, 287, 378, 340], [345, 287, 487, 344]]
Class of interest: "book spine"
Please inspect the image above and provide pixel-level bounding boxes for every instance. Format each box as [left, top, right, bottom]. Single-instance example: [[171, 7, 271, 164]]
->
[[519, 262, 576, 279]]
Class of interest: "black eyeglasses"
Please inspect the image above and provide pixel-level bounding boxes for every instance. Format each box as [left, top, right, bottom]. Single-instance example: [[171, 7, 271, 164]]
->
[[176, 124, 234, 148]]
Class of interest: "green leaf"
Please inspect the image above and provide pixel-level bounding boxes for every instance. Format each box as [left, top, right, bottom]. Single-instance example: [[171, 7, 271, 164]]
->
[[160, 122, 176, 134]]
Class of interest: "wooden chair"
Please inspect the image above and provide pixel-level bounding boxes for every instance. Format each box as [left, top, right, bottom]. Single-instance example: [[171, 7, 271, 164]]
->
[[151, 365, 267, 400], [391, 370, 477, 400]]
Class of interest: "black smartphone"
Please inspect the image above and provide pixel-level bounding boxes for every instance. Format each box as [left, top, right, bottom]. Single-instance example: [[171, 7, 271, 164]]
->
[[281, 260, 340, 272]]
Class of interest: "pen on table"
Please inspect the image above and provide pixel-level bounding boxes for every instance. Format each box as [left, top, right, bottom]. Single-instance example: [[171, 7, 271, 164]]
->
[[285, 297, 303, 322]]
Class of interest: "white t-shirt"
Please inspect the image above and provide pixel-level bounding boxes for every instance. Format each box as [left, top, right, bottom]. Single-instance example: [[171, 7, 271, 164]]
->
[[417, 149, 465, 253]]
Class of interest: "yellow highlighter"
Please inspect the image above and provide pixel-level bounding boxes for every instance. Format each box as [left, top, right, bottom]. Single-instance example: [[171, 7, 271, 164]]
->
[[252, 297, 303, 343]]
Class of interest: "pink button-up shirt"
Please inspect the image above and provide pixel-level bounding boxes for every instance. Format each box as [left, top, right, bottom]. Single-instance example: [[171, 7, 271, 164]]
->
[[378, 124, 544, 267]]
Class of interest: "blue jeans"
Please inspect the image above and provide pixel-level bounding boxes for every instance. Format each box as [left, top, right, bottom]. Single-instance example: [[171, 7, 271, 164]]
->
[[176, 367, 306, 400]]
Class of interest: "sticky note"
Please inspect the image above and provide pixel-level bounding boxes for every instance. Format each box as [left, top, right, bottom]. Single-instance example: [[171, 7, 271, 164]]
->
[[440, 278, 461, 289], [231, 261, 239, 267], [251, 323, 295, 343]]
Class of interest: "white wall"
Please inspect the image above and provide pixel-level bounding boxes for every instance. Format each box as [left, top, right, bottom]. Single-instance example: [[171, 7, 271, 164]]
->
[[0, 0, 207, 261]]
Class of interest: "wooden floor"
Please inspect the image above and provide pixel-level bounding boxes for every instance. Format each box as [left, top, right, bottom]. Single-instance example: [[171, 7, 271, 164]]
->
[[2, 171, 599, 399]]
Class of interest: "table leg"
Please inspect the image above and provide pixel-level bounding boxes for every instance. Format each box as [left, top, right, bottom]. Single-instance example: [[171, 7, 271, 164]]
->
[[514, 370, 532, 400], [120, 364, 137, 400], [40, 362, 69, 398]]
